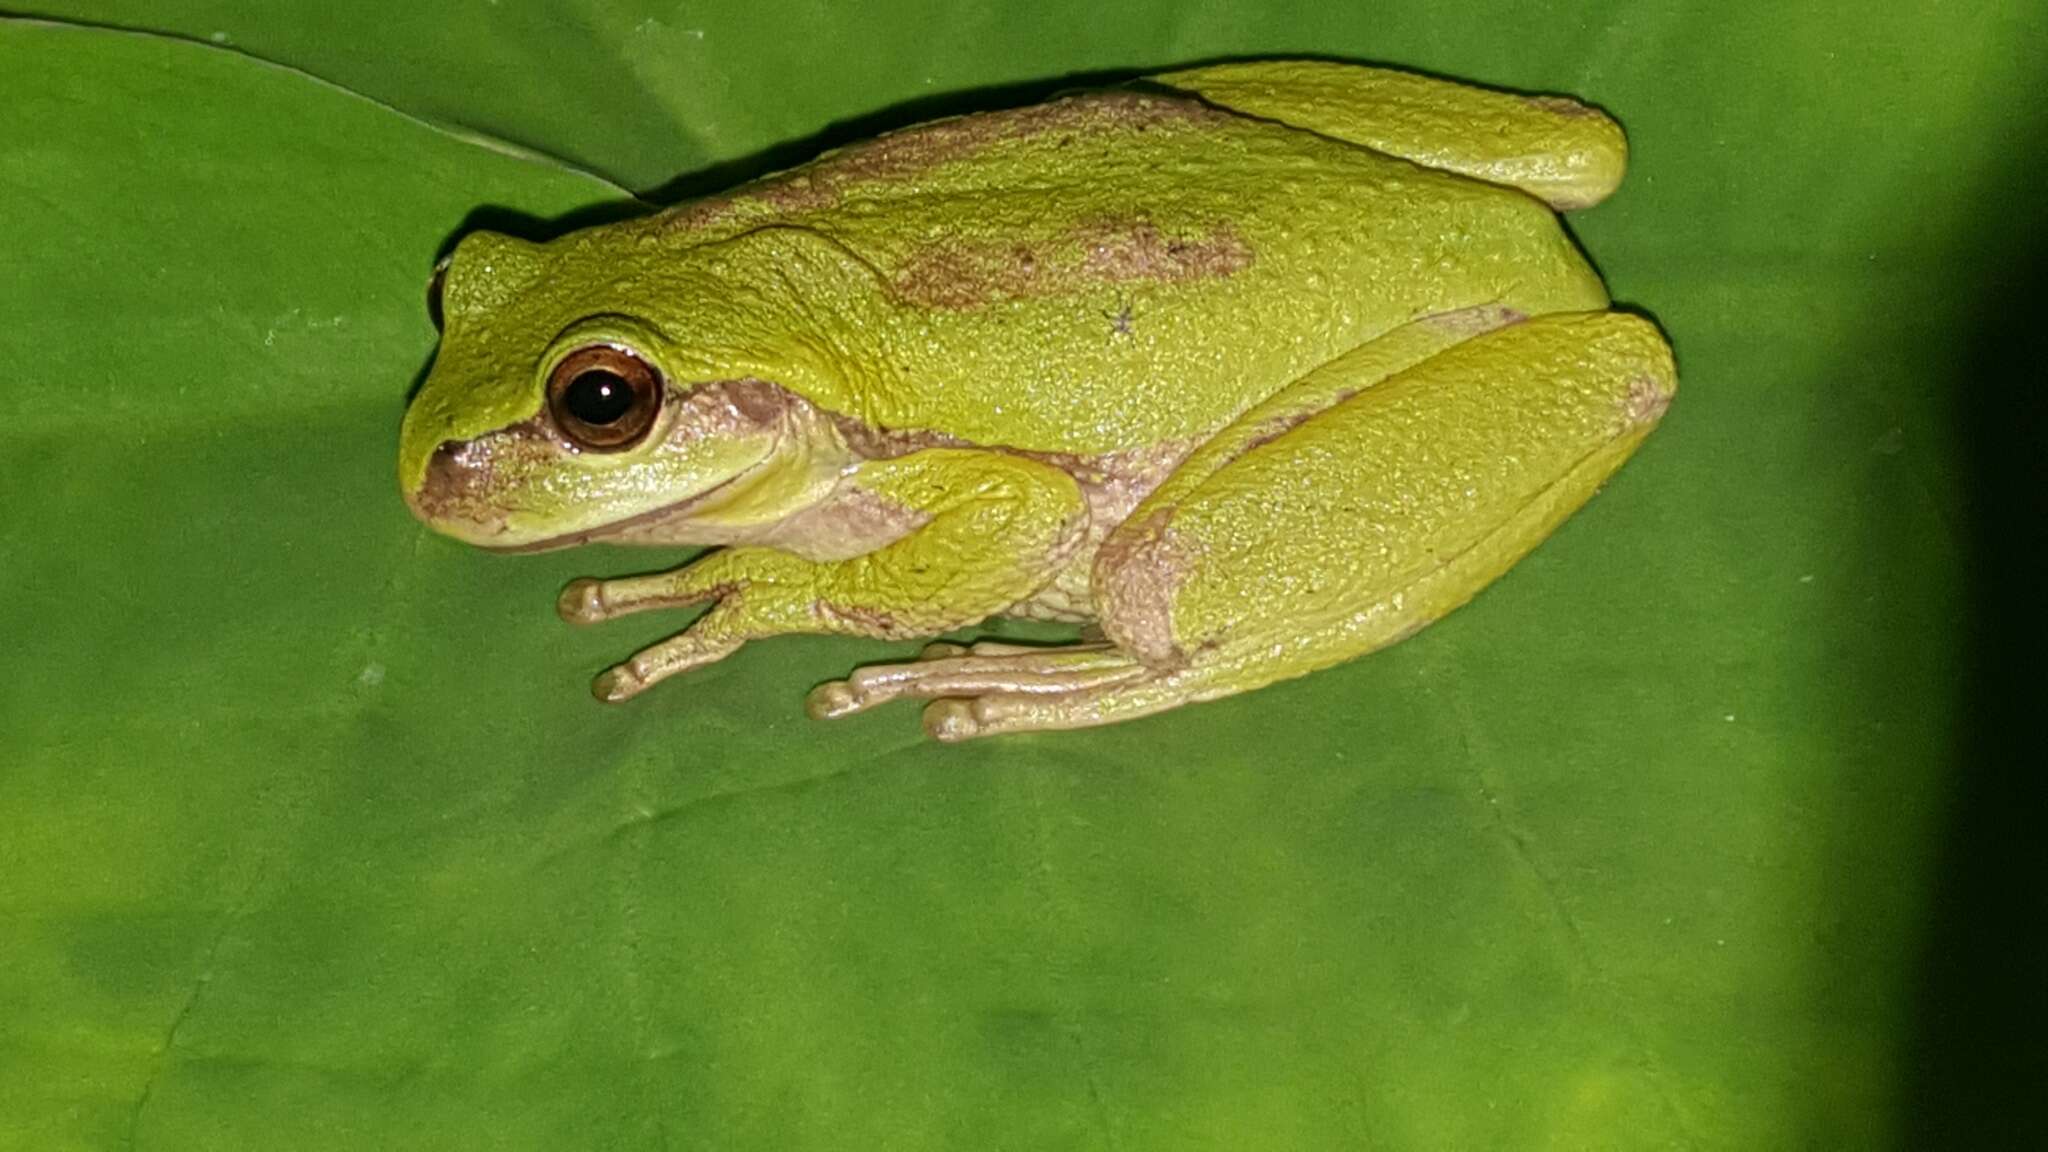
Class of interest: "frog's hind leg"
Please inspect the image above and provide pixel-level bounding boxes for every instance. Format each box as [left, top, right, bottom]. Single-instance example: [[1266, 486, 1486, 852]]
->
[[1150, 60, 1627, 210], [920, 311, 1676, 742]]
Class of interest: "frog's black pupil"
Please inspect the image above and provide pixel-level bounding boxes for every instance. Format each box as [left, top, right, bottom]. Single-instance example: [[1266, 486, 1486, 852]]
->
[[564, 370, 635, 426]]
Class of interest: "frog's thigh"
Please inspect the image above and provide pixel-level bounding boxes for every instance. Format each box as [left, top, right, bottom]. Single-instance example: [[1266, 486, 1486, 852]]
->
[[939, 312, 1676, 740]]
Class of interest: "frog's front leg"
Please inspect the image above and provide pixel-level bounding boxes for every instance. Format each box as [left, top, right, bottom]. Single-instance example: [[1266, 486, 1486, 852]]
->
[[558, 449, 1087, 702], [917, 311, 1676, 740]]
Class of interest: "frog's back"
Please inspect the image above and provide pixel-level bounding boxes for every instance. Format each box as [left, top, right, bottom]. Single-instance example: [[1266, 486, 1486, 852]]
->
[[641, 83, 1608, 454]]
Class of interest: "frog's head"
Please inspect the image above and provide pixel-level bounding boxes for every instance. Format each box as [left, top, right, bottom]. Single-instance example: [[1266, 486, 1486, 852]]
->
[[398, 227, 863, 551]]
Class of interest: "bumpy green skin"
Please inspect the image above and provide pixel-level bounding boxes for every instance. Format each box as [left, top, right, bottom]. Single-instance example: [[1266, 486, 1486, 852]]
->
[[398, 60, 1675, 739]]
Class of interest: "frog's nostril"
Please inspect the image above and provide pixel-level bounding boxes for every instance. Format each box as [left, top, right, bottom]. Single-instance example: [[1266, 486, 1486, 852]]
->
[[406, 441, 470, 521], [403, 437, 526, 546]]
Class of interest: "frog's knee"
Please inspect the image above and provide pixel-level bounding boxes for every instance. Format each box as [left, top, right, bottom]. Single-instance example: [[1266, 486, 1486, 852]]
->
[[1092, 511, 1194, 670], [1552, 311, 1679, 425]]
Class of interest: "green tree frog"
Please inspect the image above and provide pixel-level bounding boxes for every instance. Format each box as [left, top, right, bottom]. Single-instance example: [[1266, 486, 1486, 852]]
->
[[399, 61, 1676, 741]]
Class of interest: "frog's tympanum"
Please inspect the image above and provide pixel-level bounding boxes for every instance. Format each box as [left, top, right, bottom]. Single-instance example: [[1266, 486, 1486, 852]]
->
[[399, 61, 1675, 741]]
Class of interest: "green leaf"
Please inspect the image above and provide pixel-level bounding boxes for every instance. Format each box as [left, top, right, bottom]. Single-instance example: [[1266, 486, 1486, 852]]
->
[[2, 6, 2036, 1150]]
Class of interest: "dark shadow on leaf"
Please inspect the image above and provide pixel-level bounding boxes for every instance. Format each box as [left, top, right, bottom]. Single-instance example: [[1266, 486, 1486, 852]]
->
[[1904, 120, 2048, 1148], [440, 199, 655, 252]]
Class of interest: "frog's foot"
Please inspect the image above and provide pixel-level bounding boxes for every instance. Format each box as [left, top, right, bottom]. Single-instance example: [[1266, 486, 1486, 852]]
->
[[918, 676, 1201, 742], [806, 642, 1135, 720]]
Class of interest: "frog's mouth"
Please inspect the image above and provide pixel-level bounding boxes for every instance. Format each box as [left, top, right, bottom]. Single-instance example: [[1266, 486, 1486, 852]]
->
[[412, 372, 836, 552], [407, 417, 778, 553], [484, 469, 755, 554]]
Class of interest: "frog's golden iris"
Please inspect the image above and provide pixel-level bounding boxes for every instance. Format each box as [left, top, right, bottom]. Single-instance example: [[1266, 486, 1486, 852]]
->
[[545, 343, 663, 452], [398, 60, 1673, 740]]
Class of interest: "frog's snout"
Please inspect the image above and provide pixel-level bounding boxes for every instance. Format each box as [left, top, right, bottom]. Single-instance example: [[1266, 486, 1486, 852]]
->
[[404, 440, 506, 544]]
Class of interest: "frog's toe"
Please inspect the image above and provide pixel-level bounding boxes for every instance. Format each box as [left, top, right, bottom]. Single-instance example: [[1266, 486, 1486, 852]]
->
[[591, 663, 648, 703], [558, 578, 608, 625], [805, 679, 862, 720], [922, 699, 986, 743]]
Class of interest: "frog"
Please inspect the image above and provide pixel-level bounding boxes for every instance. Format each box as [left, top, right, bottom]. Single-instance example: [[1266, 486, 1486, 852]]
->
[[398, 60, 1676, 741]]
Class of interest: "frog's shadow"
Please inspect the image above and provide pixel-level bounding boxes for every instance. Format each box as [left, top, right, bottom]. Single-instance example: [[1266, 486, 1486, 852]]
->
[[404, 53, 1635, 406]]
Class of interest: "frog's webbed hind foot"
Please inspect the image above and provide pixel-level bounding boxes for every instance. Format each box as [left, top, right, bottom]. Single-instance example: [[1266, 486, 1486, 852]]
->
[[917, 675, 1208, 742], [806, 641, 1138, 721], [809, 640, 1243, 742]]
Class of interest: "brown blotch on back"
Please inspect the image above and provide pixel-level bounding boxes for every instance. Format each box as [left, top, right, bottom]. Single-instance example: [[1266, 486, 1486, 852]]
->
[[1079, 219, 1253, 282], [893, 218, 1255, 310]]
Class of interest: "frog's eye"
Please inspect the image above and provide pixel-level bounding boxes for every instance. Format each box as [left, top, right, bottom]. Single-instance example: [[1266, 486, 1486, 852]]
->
[[546, 343, 664, 451]]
